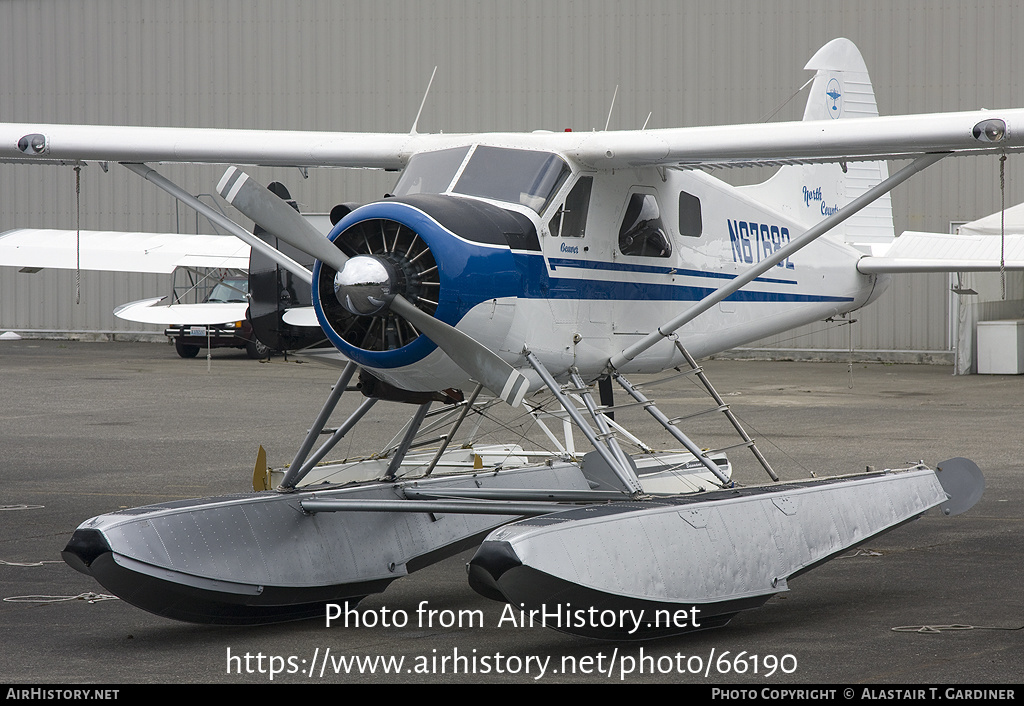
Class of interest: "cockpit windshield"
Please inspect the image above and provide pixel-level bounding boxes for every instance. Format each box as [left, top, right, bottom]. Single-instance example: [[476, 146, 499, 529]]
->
[[452, 146, 570, 213], [392, 146, 470, 196], [392, 144, 571, 214]]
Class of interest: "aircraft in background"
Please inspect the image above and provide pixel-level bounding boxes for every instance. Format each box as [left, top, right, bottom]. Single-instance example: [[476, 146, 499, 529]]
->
[[0, 38, 1013, 636], [0, 194, 335, 356]]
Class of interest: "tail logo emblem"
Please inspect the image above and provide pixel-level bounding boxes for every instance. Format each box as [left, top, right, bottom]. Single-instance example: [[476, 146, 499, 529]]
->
[[826, 78, 842, 119]]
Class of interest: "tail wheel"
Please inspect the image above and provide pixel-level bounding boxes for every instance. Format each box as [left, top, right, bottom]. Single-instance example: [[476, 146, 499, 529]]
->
[[246, 337, 272, 359]]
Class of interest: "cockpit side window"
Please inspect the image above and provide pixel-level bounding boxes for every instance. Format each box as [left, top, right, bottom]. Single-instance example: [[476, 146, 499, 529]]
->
[[453, 146, 570, 213], [618, 192, 672, 258], [548, 176, 593, 238], [392, 146, 471, 196], [678, 190, 703, 237]]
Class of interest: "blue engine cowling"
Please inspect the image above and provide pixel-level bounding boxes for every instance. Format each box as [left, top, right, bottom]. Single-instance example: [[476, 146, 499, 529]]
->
[[312, 194, 538, 373]]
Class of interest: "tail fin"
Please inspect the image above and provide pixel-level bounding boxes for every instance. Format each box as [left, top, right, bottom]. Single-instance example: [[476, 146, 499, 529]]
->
[[739, 38, 894, 254]]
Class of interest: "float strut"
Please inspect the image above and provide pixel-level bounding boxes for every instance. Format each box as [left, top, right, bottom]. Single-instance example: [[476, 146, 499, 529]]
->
[[282, 361, 359, 488], [384, 402, 432, 480], [525, 351, 643, 495], [675, 343, 778, 481], [282, 397, 378, 489], [423, 384, 484, 477]]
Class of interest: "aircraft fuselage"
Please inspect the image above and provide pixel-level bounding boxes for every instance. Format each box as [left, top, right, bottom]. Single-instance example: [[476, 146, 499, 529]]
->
[[332, 150, 883, 394]]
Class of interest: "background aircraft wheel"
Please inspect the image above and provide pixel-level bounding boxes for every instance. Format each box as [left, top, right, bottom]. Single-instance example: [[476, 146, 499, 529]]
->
[[246, 337, 272, 359], [174, 339, 200, 358]]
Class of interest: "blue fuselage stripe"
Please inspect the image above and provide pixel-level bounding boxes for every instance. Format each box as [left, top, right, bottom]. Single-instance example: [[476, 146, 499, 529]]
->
[[516, 254, 851, 303], [546, 257, 799, 285], [540, 278, 853, 303]]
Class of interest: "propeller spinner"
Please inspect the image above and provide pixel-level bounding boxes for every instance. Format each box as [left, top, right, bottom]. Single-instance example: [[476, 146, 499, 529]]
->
[[217, 167, 530, 407], [334, 254, 398, 316]]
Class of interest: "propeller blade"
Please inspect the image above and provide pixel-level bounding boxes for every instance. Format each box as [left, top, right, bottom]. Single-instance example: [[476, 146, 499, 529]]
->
[[390, 295, 530, 407], [217, 166, 349, 273]]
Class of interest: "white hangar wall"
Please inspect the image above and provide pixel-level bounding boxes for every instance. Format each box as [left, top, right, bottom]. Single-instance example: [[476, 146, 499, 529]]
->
[[0, 0, 1022, 357]]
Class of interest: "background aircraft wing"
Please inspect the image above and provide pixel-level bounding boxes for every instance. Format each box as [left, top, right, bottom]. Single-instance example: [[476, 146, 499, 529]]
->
[[113, 298, 249, 326], [281, 306, 319, 327], [0, 228, 250, 273]]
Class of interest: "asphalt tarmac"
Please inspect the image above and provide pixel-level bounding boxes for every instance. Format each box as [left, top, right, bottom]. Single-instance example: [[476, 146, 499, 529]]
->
[[2, 339, 1022, 685]]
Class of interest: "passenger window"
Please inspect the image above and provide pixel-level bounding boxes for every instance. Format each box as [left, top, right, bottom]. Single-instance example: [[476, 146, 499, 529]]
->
[[548, 177, 593, 238], [618, 192, 672, 257], [678, 191, 703, 237]]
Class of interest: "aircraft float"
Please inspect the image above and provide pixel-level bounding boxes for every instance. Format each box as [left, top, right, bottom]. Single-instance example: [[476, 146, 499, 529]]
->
[[0, 39, 1014, 637]]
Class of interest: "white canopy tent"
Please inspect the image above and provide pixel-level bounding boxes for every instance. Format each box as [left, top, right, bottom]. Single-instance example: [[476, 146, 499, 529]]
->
[[952, 206, 1024, 373]]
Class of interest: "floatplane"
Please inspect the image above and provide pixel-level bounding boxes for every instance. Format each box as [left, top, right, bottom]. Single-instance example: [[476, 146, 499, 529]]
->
[[1, 39, 1011, 637]]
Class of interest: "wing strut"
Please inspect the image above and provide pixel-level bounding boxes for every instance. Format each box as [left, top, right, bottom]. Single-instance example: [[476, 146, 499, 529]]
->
[[608, 152, 948, 371]]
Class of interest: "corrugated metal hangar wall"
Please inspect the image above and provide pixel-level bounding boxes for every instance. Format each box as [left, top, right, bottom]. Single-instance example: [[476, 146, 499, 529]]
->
[[1, 0, 1023, 361]]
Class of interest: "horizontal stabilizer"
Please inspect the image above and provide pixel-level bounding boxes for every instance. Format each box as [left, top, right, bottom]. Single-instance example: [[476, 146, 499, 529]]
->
[[281, 306, 320, 327], [857, 231, 1024, 273]]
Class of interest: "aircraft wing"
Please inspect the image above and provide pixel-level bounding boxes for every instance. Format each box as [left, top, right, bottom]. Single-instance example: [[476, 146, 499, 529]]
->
[[0, 124, 419, 169], [568, 110, 1024, 170], [1, 109, 1023, 171], [0, 228, 249, 273]]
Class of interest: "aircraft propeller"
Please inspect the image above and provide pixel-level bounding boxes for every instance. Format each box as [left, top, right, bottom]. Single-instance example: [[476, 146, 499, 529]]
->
[[217, 167, 530, 407]]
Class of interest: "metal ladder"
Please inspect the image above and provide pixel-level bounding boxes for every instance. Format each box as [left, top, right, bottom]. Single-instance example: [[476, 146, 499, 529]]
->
[[615, 341, 777, 483]]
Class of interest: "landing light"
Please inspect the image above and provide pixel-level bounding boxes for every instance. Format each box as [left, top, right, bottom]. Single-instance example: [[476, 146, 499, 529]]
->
[[972, 118, 1006, 143], [17, 133, 47, 155]]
